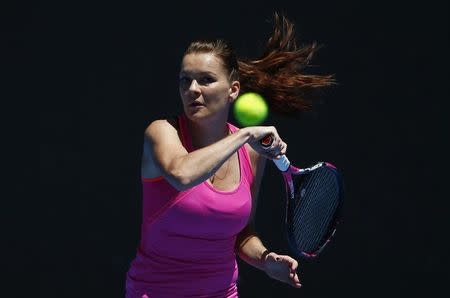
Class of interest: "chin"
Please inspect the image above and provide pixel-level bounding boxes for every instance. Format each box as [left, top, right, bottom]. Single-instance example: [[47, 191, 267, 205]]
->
[[184, 107, 211, 121], [183, 104, 228, 124]]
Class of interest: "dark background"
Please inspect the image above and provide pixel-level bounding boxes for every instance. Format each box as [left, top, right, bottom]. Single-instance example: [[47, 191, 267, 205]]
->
[[8, 0, 448, 297]]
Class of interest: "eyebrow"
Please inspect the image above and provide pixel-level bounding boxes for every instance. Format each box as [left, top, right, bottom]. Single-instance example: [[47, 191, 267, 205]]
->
[[179, 70, 217, 77]]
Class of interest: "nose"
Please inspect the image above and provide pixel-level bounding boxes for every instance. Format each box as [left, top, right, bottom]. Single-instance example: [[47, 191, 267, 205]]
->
[[188, 79, 200, 93]]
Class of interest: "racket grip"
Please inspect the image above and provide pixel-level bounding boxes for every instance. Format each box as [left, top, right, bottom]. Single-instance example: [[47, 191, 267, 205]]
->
[[259, 135, 290, 172]]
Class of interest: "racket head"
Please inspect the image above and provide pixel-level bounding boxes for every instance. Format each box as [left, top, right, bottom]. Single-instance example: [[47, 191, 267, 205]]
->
[[283, 162, 344, 260]]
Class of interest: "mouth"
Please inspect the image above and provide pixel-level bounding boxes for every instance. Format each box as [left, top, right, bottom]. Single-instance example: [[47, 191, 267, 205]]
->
[[189, 101, 205, 107]]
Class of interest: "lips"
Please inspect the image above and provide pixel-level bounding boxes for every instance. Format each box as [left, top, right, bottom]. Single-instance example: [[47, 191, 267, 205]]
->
[[189, 101, 205, 107]]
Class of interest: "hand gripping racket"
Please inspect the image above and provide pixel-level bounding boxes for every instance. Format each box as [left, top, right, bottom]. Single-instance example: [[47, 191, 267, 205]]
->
[[261, 136, 344, 259]]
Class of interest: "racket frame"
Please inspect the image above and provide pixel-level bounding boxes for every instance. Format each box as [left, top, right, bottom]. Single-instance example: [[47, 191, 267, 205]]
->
[[259, 135, 343, 259], [280, 162, 344, 259]]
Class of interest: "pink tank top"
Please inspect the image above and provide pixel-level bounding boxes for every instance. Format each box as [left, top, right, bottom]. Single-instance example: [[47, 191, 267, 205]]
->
[[126, 114, 254, 298]]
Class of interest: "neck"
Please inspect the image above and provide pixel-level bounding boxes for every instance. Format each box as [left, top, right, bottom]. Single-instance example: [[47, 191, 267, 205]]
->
[[187, 113, 230, 149]]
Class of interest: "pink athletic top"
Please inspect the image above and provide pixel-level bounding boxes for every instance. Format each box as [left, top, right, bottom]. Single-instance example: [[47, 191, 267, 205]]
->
[[125, 114, 254, 298]]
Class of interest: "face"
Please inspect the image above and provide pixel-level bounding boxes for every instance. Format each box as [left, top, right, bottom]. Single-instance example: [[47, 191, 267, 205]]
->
[[179, 53, 239, 122]]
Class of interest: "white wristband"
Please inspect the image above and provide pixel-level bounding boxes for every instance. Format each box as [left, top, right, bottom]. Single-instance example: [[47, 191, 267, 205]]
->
[[273, 155, 290, 172]]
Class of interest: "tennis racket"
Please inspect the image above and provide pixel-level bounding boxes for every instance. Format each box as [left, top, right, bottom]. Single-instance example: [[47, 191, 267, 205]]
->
[[261, 135, 344, 259]]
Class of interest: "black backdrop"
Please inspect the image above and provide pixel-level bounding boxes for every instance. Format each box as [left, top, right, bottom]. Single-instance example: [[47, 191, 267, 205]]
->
[[13, 0, 448, 297]]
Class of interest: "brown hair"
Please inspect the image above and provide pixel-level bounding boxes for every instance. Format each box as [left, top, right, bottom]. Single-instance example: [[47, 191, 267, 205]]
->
[[183, 13, 336, 117]]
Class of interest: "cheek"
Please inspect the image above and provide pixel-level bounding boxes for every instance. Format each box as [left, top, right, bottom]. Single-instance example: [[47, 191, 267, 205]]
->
[[205, 85, 230, 101], [205, 93, 229, 109]]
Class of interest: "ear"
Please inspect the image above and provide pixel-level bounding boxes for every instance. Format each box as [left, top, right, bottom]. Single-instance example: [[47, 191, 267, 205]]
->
[[228, 80, 240, 103]]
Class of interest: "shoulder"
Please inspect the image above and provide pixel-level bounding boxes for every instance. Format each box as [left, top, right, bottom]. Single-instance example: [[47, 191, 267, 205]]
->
[[144, 118, 179, 140], [140, 117, 184, 180]]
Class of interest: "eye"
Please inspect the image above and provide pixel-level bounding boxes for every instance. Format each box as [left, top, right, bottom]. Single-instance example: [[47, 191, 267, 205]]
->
[[179, 76, 191, 88], [198, 76, 215, 85]]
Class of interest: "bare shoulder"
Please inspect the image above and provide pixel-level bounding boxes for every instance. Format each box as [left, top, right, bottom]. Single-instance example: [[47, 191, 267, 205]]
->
[[141, 118, 183, 179], [144, 118, 179, 141]]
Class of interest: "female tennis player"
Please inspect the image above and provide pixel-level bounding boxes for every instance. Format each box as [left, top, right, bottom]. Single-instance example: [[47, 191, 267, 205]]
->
[[125, 13, 334, 298]]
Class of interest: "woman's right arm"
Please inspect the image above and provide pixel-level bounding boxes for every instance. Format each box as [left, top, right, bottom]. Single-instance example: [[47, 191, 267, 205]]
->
[[142, 119, 284, 191]]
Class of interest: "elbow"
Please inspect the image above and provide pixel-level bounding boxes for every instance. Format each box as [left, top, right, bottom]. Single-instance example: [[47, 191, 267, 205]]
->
[[167, 165, 195, 191], [173, 176, 193, 192]]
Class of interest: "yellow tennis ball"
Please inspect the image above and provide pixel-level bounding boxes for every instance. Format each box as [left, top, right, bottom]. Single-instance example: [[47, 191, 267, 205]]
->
[[233, 92, 268, 126]]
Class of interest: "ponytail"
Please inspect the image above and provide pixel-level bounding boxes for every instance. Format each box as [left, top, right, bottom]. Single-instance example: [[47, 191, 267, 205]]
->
[[238, 13, 335, 116]]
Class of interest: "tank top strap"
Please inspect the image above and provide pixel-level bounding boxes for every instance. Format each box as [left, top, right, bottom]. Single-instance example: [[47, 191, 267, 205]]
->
[[178, 114, 194, 152], [228, 123, 254, 187]]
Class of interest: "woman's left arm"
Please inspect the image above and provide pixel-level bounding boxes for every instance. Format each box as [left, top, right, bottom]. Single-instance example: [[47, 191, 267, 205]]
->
[[234, 147, 268, 271], [235, 145, 302, 288]]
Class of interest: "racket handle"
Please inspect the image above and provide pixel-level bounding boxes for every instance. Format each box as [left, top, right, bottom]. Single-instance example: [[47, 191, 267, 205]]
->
[[273, 155, 290, 172], [259, 135, 291, 172]]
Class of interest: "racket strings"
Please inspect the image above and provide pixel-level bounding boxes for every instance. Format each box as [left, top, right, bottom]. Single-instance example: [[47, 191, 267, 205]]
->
[[290, 167, 340, 252], [292, 177, 336, 251], [298, 175, 338, 248], [292, 177, 328, 250]]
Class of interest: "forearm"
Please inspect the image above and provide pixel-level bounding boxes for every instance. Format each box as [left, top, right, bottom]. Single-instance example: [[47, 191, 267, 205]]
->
[[235, 226, 269, 271], [170, 128, 251, 189]]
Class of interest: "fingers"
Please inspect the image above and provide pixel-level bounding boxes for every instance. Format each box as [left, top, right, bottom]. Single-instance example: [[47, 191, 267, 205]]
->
[[265, 127, 285, 158], [266, 254, 302, 288], [262, 126, 281, 149], [285, 266, 301, 288], [277, 255, 298, 270], [288, 265, 301, 288], [274, 141, 287, 159], [288, 269, 301, 288], [278, 256, 301, 288], [249, 126, 286, 159], [291, 272, 302, 288], [281, 141, 287, 155], [265, 140, 286, 159], [290, 258, 298, 271]]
